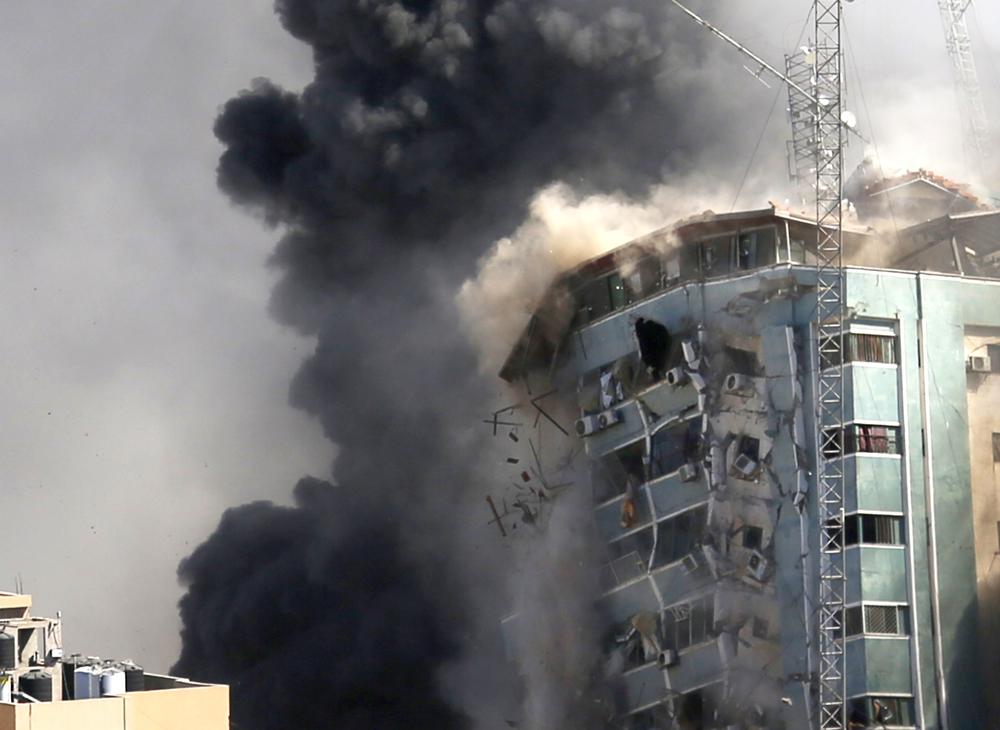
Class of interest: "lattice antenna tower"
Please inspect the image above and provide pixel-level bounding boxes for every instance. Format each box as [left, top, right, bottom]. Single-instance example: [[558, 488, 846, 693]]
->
[[937, 0, 992, 172], [813, 0, 846, 728]]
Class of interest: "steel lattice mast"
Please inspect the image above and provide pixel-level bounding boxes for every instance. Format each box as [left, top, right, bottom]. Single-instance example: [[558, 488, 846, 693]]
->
[[785, 50, 816, 185], [814, 1, 846, 729], [937, 0, 991, 169]]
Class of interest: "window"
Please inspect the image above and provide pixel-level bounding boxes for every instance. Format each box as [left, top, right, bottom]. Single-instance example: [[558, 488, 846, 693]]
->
[[788, 238, 807, 263], [847, 333, 897, 364], [607, 526, 654, 565], [993, 433, 1000, 462], [752, 616, 769, 640], [653, 505, 708, 567], [844, 514, 904, 546], [743, 525, 764, 551], [594, 441, 646, 502], [698, 236, 734, 276], [844, 604, 909, 637], [824, 424, 902, 458], [662, 594, 715, 651], [822, 331, 897, 367], [622, 255, 663, 302], [848, 696, 915, 727], [650, 419, 702, 477], [848, 424, 900, 454], [736, 232, 757, 269]]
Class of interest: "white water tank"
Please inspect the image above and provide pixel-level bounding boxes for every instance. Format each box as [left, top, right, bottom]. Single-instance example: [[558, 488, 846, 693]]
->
[[74, 665, 102, 699], [100, 667, 126, 696]]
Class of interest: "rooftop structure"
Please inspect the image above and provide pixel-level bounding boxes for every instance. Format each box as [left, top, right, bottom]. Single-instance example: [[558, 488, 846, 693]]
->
[[0, 593, 227, 730], [499, 174, 1000, 729]]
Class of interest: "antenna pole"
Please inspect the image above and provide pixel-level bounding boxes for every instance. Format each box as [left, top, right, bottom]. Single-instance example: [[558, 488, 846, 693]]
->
[[937, 0, 992, 171], [814, 1, 846, 729]]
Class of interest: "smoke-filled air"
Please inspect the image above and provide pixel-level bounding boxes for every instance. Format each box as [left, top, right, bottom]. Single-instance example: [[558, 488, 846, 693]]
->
[[168, 0, 1000, 729]]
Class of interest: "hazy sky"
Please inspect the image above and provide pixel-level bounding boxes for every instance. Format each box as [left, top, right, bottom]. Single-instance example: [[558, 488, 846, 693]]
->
[[0, 0, 997, 674]]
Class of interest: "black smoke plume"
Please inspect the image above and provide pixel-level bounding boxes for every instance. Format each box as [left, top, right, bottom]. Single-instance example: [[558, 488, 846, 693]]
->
[[173, 1, 741, 728]]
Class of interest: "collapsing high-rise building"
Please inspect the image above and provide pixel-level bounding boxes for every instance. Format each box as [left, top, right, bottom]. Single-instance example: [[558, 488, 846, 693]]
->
[[499, 170, 1000, 729]]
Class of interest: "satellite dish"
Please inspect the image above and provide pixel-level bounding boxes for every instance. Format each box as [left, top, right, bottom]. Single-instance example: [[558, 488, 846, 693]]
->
[[841, 110, 858, 128], [802, 47, 816, 66]]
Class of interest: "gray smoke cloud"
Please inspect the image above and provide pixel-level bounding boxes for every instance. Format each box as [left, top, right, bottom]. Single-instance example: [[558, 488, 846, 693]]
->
[[170, 1, 1000, 729]]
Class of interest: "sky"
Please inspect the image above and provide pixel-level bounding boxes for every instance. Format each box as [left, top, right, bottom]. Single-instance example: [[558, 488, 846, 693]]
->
[[0, 0, 997, 676]]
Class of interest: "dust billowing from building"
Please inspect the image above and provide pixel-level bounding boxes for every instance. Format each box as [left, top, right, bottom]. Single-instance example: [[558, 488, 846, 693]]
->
[[170, 1, 805, 728]]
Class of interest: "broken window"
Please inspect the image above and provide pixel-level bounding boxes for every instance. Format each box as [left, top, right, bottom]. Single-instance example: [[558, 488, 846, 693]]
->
[[650, 419, 702, 478], [622, 255, 664, 302], [698, 236, 734, 276], [848, 696, 915, 727], [594, 441, 645, 503], [607, 526, 654, 566], [844, 514, 904, 546], [662, 593, 715, 652], [653, 505, 708, 568], [634, 317, 671, 380], [743, 525, 764, 551]]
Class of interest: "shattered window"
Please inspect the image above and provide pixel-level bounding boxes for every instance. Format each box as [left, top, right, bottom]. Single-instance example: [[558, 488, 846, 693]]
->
[[653, 505, 708, 568], [650, 419, 702, 477], [662, 593, 714, 652], [698, 236, 734, 277], [736, 232, 757, 269], [607, 526, 653, 565], [594, 441, 646, 502], [743, 525, 763, 551]]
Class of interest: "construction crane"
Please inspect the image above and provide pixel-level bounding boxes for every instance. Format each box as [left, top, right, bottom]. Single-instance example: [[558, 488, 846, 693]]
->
[[937, 0, 992, 172]]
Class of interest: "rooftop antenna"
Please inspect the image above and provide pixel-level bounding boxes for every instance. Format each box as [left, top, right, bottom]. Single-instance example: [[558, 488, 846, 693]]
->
[[937, 0, 992, 175]]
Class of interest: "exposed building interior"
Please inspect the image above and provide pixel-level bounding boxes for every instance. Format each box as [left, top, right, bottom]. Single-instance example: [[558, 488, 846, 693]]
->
[[497, 169, 1000, 729]]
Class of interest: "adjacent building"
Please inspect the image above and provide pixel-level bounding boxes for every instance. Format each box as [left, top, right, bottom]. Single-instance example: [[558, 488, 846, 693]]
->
[[500, 170, 1000, 729], [0, 592, 227, 730]]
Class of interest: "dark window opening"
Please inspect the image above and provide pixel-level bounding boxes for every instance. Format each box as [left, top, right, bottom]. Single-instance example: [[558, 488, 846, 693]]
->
[[738, 435, 760, 461], [722, 345, 762, 375], [653, 505, 708, 568], [698, 236, 734, 277], [844, 514, 904, 546], [848, 696, 915, 727], [988, 344, 1000, 372], [845, 606, 863, 637], [992, 433, 1000, 462], [594, 441, 646, 503], [752, 616, 769, 640], [743, 525, 764, 551], [651, 419, 702, 478], [622, 256, 664, 302], [635, 317, 671, 380]]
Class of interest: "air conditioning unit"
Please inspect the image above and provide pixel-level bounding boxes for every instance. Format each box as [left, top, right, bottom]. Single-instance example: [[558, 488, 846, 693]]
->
[[575, 415, 601, 436], [682, 340, 699, 369], [678, 463, 699, 482], [658, 648, 679, 668], [968, 355, 992, 373], [597, 408, 622, 430], [747, 550, 769, 582], [681, 551, 704, 575], [724, 373, 753, 395], [666, 366, 688, 387], [731, 453, 759, 480], [575, 409, 621, 436]]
